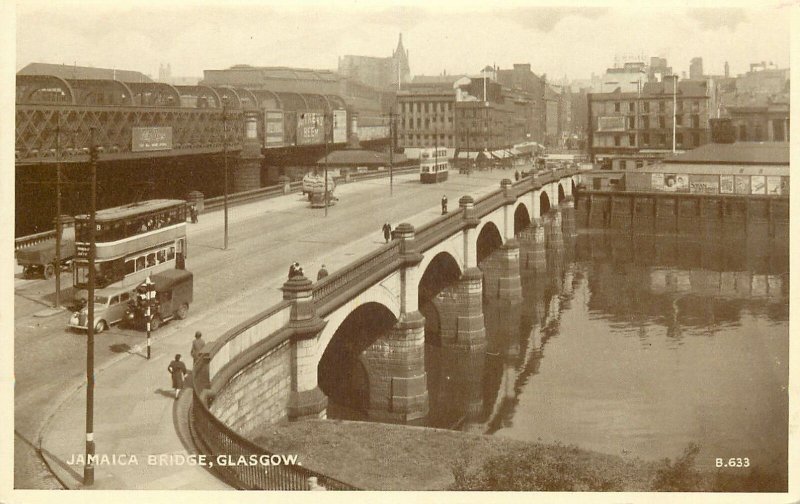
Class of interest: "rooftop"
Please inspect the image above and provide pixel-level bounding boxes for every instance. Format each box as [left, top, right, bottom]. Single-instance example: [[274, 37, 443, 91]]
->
[[663, 142, 789, 165], [18, 62, 153, 83]]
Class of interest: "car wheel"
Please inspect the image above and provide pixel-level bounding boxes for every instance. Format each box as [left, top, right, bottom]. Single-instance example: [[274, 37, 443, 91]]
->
[[94, 320, 106, 333], [150, 316, 161, 331]]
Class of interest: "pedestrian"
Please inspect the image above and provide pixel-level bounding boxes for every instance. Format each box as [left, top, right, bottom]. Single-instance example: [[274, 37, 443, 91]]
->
[[190, 205, 198, 224], [289, 261, 301, 279], [190, 331, 206, 368], [441, 195, 448, 215], [298, 266, 305, 278], [382, 222, 392, 243], [167, 354, 187, 400], [317, 264, 329, 281], [515, 170, 520, 181]]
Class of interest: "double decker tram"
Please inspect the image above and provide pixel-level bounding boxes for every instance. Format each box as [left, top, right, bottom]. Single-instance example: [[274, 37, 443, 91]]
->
[[73, 199, 188, 301], [419, 147, 449, 183]]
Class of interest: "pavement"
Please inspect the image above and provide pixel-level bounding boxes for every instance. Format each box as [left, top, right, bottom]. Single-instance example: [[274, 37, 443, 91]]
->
[[35, 166, 525, 489]]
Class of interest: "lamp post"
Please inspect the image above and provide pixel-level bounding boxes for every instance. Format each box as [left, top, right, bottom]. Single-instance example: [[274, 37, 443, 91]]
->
[[222, 97, 229, 250], [144, 275, 154, 360], [84, 126, 98, 486], [54, 111, 63, 308], [388, 110, 395, 196], [324, 112, 329, 217], [672, 75, 678, 153]]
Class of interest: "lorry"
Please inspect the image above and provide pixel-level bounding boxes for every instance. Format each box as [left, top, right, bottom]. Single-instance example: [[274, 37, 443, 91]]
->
[[302, 171, 337, 208], [124, 269, 194, 330], [16, 219, 76, 279]]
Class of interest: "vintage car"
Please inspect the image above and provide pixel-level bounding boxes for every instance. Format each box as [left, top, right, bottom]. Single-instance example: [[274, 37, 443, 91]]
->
[[125, 269, 193, 330], [67, 284, 137, 333]]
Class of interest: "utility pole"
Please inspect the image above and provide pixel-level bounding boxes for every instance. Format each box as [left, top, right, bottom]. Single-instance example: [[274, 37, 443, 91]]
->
[[54, 111, 63, 308], [144, 275, 154, 360], [222, 99, 229, 250], [324, 112, 329, 217], [672, 74, 678, 153], [84, 127, 98, 486], [388, 110, 394, 196]]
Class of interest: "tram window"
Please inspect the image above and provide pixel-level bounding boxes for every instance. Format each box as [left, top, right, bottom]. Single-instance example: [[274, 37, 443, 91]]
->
[[136, 256, 146, 271], [157, 250, 166, 263], [146, 253, 156, 267], [167, 247, 175, 260], [125, 260, 135, 274]]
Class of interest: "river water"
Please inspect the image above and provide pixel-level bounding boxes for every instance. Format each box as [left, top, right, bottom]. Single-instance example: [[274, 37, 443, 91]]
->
[[429, 231, 789, 478]]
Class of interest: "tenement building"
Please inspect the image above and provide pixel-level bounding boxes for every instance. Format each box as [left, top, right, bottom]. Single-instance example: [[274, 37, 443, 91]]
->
[[395, 77, 459, 152], [588, 78, 711, 170]]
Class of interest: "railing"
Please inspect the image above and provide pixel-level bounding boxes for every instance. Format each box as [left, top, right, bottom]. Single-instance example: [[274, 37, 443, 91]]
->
[[15, 229, 57, 251], [191, 364, 356, 490], [190, 167, 578, 490]]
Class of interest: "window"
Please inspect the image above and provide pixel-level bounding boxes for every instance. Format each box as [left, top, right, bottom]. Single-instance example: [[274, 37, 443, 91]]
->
[[692, 132, 700, 145], [629, 102, 635, 112], [676, 132, 683, 145], [614, 102, 620, 112], [120, 293, 130, 303], [642, 116, 650, 129], [593, 178, 602, 190], [659, 101, 665, 113], [614, 135, 621, 146], [629, 134, 636, 146], [659, 134, 667, 146], [658, 116, 666, 128], [643, 102, 650, 113], [168, 247, 175, 260], [628, 116, 635, 129], [157, 250, 166, 264], [692, 115, 700, 129], [636, 160, 644, 169], [136, 256, 146, 271], [146, 253, 156, 268], [642, 133, 650, 144], [110, 295, 119, 305], [676, 114, 683, 127], [125, 259, 135, 274]]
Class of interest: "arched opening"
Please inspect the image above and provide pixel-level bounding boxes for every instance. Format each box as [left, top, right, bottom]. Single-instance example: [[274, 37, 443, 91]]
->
[[418, 252, 462, 347], [476, 222, 503, 266], [540, 191, 551, 216], [558, 183, 565, 204], [514, 204, 531, 236], [318, 302, 396, 418]]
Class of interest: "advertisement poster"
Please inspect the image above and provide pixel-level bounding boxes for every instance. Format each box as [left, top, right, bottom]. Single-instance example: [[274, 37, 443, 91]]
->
[[751, 175, 766, 195], [332, 109, 347, 144], [734, 175, 750, 194], [781, 176, 790, 195], [719, 175, 734, 194], [651, 173, 664, 190], [767, 176, 782, 195], [598, 116, 626, 131], [131, 126, 173, 152], [661, 173, 689, 192], [689, 174, 719, 194], [297, 112, 324, 145], [264, 110, 284, 148]]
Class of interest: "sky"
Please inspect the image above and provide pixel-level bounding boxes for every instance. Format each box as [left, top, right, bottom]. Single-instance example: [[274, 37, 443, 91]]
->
[[13, 0, 795, 83]]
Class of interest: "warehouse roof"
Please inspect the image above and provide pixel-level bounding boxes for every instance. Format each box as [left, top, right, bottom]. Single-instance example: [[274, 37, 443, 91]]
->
[[663, 142, 789, 165]]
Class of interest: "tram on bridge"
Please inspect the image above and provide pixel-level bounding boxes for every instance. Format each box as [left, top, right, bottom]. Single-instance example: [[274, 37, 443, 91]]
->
[[419, 147, 449, 183], [72, 199, 188, 302]]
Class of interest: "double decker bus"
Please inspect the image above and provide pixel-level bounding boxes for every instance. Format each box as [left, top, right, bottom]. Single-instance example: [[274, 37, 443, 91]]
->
[[73, 199, 188, 301], [419, 147, 449, 183]]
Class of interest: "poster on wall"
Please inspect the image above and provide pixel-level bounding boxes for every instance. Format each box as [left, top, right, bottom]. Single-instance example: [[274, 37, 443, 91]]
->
[[781, 177, 790, 195], [598, 116, 626, 131], [689, 174, 719, 194], [751, 175, 766, 195], [332, 109, 347, 144], [297, 112, 324, 145], [651, 173, 664, 190], [264, 110, 284, 148], [734, 175, 750, 194], [660, 173, 689, 192], [767, 176, 782, 195], [719, 175, 734, 194]]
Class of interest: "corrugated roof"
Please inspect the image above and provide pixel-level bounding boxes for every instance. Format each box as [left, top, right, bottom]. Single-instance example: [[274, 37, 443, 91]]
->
[[663, 142, 789, 165], [18, 62, 153, 83]]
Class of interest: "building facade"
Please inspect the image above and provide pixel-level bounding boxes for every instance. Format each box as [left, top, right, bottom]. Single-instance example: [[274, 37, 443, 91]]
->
[[588, 78, 711, 170], [338, 34, 410, 90], [396, 82, 458, 150]]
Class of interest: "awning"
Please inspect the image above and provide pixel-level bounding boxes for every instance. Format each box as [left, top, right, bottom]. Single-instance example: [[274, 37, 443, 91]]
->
[[491, 150, 510, 159], [456, 151, 480, 160], [508, 148, 522, 156]]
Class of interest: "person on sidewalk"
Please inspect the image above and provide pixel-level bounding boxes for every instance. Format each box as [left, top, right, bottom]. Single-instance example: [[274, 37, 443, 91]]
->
[[307, 476, 327, 491], [190, 331, 206, 369], [190, 205, 198, 224], [317, 264, 329, 281], [167, 354, 187, 399], [382, 222, 392, 243], [441, 195, 448, 215]]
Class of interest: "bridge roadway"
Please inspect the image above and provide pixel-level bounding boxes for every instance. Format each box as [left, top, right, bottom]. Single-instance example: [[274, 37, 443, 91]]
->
[[13, 165, 527, 489]]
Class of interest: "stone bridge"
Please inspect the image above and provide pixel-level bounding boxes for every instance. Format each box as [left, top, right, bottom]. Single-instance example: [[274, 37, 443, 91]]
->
[[190, 169, 580, 485]]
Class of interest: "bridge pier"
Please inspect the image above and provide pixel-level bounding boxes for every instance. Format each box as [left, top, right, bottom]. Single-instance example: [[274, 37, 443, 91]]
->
[[518, 218, 547, 273], [560, 197, 576, 238], [365, 223, 429, 423], [282, 276, 329, 421], [545, 209, 564, 254]]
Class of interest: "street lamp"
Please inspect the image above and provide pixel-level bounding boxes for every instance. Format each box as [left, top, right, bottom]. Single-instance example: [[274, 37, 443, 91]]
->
[[222, 97, 229, 250], [672, 74, 679, 153], [54, 111, 63, 308], [324, 112, 329, 217], [84, 126, 98, 486]]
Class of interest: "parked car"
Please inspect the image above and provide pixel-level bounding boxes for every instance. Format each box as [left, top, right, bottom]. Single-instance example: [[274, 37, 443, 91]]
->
[[125, 269, 193, 330]]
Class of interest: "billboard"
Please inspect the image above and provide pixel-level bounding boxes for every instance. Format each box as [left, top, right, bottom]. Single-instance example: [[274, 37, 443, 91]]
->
[[297, 112, 324, 145], [688, 174, 719, 194], [720, 175, 734, 194], [597, 116, 626, 132], [654, 173, 688, 192], [734, 175, 750, 194], [751, 175, 766, 195], [358, 125, 390, 141], [767, 176, 782, 195], [265, 110, 284, 148], [132, 127, 172, 152], [333, 110, 347, 144]]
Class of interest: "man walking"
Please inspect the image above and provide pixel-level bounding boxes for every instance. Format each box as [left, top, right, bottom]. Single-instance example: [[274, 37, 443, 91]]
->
[[317, 264, 329, 281], [382, 222, 392, 243], [441, 195, 448, 215], [190, 331, 206, 369]]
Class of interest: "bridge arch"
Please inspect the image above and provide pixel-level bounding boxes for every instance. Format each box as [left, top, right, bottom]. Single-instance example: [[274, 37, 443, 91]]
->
[[16, 74, 76, 104], [318, 302, 397, 415], [513, 202, 531, 236], [418, 251, 462, 347], [476, 221, 503, 265], [540, 191, 551, 217], [558, 183, 565, 204]]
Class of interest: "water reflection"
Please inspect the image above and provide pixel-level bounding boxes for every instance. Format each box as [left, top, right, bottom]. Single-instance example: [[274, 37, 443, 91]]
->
[[428, 231, 788, 480]]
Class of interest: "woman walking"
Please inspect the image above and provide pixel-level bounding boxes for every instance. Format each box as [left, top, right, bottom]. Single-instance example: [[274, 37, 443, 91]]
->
[[167, 354, 187, 399]]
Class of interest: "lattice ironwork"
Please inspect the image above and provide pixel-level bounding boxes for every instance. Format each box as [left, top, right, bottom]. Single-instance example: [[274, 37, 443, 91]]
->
[[16, 104, 243, 163]]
